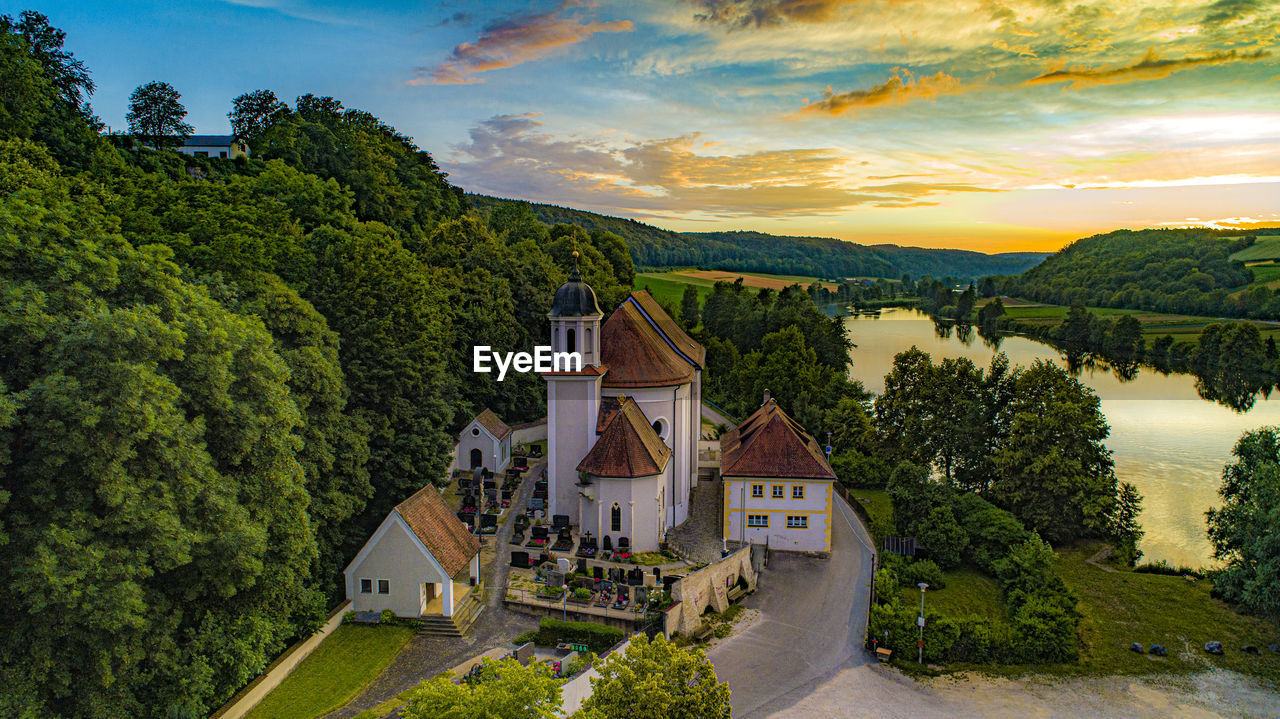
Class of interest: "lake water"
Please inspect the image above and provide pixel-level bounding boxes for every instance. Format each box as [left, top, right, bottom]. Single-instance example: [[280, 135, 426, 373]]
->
[[844, 307, 1280, 568]]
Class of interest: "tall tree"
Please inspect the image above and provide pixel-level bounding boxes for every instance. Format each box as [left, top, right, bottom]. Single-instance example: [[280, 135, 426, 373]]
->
[[990, 360, 1117, 544], [578, 635, 730, 719], [680, 284, 701, 329], [1111, 482, 1144, 567], [0, 11, 93, 112], [401, 657, 562, 719], [1207, 427, 1280, 620], [126, 80, 193, 146], [229, 88, 287, 140], [0, 141, 319, 717]]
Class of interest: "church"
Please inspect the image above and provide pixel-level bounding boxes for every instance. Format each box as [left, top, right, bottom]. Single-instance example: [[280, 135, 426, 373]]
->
[[543, 257, 704, 553]]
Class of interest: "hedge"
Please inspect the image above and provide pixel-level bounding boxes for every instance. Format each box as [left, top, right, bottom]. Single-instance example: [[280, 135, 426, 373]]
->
[[534, 618, 624, 653]]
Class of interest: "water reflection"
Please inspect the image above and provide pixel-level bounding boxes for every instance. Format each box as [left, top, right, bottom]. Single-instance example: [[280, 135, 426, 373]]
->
[[844, 307, 1280, 568]]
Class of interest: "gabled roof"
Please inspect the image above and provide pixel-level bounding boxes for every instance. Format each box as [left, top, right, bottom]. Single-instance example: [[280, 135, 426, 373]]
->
[[600, 302, 696, 388], [578, 396, 671, 478], [627, 291, 706, 367], [395, 486, 481, 577], [720, 399, 836, 480], [474, 408, 512, 440]]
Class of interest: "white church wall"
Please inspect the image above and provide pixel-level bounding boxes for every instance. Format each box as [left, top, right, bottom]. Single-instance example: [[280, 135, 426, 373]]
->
[[582, 473, 664, 553], [548, 377, 600, 525]]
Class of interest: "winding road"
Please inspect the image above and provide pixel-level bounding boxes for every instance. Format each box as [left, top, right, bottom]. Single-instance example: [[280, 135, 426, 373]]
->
[[708, 497, 876, 718]]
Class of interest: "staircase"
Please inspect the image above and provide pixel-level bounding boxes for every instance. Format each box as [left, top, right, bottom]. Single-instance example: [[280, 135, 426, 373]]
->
[[418, 590, 486, 638]]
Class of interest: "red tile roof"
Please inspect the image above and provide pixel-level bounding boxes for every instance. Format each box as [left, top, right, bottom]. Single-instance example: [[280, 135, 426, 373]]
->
[[395, 486, 481, 577], [627, 291, 706, 367], [596, 396, 623, 434], [600, 302, 696, 388], [720, 400, 836, 480], [474, 408, 512, 440], [578, 396, 671, 478]]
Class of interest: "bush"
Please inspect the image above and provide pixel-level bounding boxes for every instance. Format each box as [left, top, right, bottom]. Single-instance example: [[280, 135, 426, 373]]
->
[[572, 587, 592, 601], [512, 629, 537, 646], [379, 609, 397, 624], [901, 558, 946, 590], [832, 451, 891, 489], [534, 618, 625, 653], [1134, 560, 1203, 579], [916, 505, 968, 569]]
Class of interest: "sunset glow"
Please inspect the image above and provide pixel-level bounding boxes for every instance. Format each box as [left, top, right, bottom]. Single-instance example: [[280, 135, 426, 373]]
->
[[48, 0, 1280, 252]]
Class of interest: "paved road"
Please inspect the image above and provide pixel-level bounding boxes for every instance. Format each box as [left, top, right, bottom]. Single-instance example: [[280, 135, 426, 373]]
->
[[708, 498, 876, 718]]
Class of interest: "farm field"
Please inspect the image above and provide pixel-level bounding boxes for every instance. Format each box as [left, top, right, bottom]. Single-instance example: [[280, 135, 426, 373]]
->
[[982, 298, 1280, 346], [635, 269, 842, 306], [1229, 236, 1280, 263]]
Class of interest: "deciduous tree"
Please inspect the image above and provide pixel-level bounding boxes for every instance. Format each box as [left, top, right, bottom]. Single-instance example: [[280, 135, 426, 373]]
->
[[578, 634, 730, 719]]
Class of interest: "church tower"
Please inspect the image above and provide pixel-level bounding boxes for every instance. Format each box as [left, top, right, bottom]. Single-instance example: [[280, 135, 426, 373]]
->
[[544, 252, 603, 524]]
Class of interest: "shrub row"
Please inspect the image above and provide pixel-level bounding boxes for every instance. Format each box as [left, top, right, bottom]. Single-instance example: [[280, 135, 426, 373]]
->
[[534, 618, 624, 654]]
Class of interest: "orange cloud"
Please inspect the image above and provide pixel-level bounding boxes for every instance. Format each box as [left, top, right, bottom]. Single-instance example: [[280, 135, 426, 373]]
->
[[799, 69, 965, 117], [1026, 47, 1269, 88], [411, 2, 633, 85]]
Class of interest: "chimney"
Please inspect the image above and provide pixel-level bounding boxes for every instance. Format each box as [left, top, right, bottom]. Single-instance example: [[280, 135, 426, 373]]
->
[[762, 388, 771, 405]]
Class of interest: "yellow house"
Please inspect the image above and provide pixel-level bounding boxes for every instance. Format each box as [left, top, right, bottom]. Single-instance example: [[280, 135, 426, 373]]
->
[[721, 396, 835, 553]]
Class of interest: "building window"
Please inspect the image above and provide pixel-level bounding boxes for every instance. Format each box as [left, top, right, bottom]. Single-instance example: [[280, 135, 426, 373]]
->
[[611, 503, 622, 532], [472, 427, 480, 436], [219, 151, 228, 158], [747, 514, 768, 528], [751, 484, 763, 498], [378, 579, 390, 594], [360, 578, 372, 594], [792, 485, 805, 499], [567, 328, 576, 353], [771, 485, 784, 499], [651, 417, 668, 441], [786, 515, 809, 529]]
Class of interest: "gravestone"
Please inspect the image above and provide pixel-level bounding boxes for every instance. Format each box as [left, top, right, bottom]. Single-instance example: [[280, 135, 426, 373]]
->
[[510, 551, 530, 568], [592, 565, 604, 580], [552, 514, 570, 531], [548, 570, 565, 588], [557, 557, 571, 574]]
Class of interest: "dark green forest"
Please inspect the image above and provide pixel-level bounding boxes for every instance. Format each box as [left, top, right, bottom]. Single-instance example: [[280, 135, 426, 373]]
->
[[1001, 228, 1280, 319], [469, 195, 1049, 279], [0, 13, 637, 718]]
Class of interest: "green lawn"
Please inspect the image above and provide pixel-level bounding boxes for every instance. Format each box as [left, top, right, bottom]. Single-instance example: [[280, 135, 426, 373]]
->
[[848, 488, 893, 543], [1049, 543, 1279, 679], [245, 624, 417, 719], [991, 298, 1280, 347], [634, 272, 716, 306], [901, 567, 1006, 620], [1230, 236, 1280, 262]]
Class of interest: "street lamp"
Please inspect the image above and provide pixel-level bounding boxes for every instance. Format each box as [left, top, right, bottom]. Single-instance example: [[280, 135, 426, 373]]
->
[[917, 582, 929, 664]]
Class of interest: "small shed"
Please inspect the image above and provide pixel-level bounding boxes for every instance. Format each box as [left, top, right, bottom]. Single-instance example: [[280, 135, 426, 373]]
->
[[343, 486, 480, 618], [455, 408, 513, 474]]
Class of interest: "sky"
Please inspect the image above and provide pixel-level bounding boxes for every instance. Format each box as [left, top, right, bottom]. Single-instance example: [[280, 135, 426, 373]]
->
[[12, 0, 1280, 252]]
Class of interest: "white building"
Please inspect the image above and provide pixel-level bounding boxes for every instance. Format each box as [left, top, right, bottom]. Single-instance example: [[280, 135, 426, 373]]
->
[[343, 486, 480, 618], [544, 257, 704, 553], [454, 408, 512, 474], [722, 395, 836, 553], [177, 134, 249, 159]]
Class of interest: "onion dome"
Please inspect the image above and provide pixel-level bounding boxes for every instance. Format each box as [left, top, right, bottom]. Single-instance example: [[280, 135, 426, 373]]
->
[[550, 250, 601, 317]]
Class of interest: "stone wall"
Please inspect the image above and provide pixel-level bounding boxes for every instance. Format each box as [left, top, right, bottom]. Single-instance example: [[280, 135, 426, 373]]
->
[[664, 546, 755, 637]]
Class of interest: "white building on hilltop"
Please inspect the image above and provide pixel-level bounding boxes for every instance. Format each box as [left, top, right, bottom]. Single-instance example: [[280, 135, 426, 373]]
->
[[543, 258, 705, 552]]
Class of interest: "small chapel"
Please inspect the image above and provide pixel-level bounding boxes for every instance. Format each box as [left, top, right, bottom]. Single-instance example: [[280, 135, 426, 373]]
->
[[543, 257, 704, 553]]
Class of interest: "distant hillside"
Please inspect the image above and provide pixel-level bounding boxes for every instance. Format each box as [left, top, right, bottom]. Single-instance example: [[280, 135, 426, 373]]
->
[[468, 194, 1047, 280], [1006, 227, 1280, 319]]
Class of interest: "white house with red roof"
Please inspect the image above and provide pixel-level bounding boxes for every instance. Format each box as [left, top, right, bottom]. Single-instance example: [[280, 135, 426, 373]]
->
[[720, 393, 836, 553], [453, 408, 512, 474], [543, 259, 705, 553]]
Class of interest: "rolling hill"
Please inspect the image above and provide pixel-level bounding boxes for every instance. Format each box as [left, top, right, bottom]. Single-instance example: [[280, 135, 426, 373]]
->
[[468, 194, 1048, 280]]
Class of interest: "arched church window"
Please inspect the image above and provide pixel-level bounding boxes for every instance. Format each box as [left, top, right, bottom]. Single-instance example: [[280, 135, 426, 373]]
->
[[611, 503, 621, 532], [567, 328, 576, 354]]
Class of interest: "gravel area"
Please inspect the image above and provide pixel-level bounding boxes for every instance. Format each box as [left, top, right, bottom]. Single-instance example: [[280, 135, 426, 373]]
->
[[778, 666, 1280, 718]]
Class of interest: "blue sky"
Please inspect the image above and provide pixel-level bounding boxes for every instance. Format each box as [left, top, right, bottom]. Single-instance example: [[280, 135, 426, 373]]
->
[[12, 0, 1280, 251]]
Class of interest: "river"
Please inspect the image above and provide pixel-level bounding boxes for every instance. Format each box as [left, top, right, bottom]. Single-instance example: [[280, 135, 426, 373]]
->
[[843, 307, 1280, 568]]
